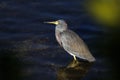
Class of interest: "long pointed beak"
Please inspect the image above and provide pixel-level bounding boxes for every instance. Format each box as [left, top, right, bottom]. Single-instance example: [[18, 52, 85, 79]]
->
[[44, 21, 59, 25]]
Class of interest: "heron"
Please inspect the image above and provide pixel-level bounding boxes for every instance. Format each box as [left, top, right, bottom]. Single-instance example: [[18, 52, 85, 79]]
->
[[44, 20, 95, 62]]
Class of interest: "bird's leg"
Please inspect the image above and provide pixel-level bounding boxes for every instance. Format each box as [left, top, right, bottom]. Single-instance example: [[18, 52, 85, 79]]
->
[[73, 55, 77, 60]]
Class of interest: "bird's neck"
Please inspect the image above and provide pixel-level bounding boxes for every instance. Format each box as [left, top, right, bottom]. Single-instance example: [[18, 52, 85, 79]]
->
[[55, 29, 61, 34], [55, 26, 67, 33]]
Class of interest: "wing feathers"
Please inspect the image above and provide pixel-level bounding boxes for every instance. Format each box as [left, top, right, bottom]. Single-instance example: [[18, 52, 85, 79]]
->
[[60, 30, 95, 62]]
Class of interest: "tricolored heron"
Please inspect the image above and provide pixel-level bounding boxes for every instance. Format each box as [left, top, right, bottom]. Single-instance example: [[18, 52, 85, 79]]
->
[[45, 20, 95, 62]]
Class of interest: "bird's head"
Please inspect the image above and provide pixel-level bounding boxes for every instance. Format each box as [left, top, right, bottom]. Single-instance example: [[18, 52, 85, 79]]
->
[[44, 20, 68, 32]]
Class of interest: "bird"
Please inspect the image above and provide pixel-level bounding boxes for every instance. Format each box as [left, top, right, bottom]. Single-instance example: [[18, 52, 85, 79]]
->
[[44, 20, 95, 62]]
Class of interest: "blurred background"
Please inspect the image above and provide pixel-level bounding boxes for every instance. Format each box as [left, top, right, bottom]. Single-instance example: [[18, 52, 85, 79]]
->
[[0, 0, 120, 80]]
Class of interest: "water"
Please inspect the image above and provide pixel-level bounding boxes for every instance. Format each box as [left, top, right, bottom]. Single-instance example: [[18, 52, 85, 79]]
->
[[0, 0, 116, 80]]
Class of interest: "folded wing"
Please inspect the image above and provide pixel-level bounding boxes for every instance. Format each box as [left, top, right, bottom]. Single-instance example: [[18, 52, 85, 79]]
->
[[60, 30, 95, 62]]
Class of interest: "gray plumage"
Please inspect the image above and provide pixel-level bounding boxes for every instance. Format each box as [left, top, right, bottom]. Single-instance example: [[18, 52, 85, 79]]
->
[[60, 30, 95, 62], [45, 20, 95, 62]]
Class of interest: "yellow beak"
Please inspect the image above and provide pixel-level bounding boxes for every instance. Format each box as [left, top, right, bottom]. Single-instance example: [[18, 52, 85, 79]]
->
[[44, 21, 59, 25]]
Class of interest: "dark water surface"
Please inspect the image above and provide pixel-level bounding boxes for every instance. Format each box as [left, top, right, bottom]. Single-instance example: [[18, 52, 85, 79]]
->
[[0, 0, 116, 80]]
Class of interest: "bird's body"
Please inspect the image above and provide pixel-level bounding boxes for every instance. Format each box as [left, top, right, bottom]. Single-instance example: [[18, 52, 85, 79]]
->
[[45, 20, 95, 62]]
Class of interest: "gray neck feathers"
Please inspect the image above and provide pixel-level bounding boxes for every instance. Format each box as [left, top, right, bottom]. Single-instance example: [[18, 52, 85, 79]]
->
[[55, 25, 67, 32]]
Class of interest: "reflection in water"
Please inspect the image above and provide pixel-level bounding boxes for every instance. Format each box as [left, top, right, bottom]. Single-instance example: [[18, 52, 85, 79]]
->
[[57, 60, 94, 80]]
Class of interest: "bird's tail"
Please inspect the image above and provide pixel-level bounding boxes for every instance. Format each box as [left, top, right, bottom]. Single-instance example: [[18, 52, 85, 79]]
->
[[77, 53, 96, 62], [87, 56, 96, 62]]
